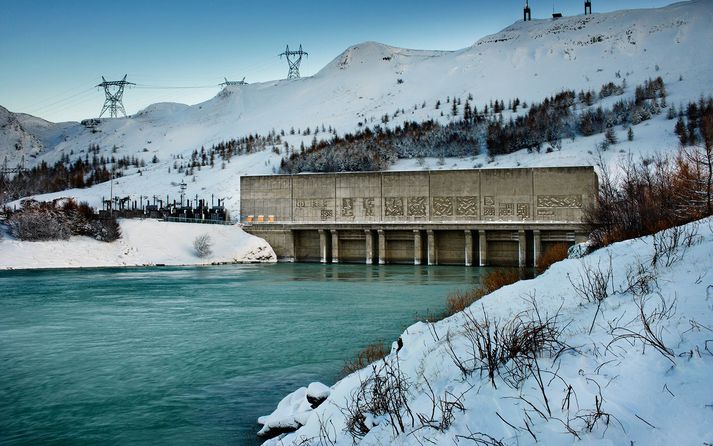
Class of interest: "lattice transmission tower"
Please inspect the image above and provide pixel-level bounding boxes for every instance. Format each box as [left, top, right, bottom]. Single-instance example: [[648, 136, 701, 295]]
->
[[279, 45, 308, 79], [97, 75, 135, 118], [220, 77, 248, 87]]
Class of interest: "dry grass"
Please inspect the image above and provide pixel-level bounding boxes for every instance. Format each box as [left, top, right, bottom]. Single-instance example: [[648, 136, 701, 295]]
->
[[445, 288, 488, 316], [430, 269, 524, 322], [341, 342, 390, 377], [537, 243, 570, 273], [483, 269, 521, 293]]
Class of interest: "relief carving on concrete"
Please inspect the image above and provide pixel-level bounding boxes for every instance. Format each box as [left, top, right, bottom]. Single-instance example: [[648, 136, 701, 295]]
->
[[432, 197, 454, 216], [537, 195, 583, 208], [499, 203, 514, 217], [321, 209, 333, 220], [483, 196, 496, 206], [516, 203, 530, 219], [341, 198, 354, 217], [363, 198, 375, 217], [385, 197, 405, 217], [537, 209, 556, 216], [407, 197, 427, 217], [483, 207, 496, 216], [456, 196, 478, 216]]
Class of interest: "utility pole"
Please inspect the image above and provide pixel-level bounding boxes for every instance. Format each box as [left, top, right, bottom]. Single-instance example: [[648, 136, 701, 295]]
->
[[279, 45, 308, 79], [179, 180, 187, 206], [109, 170, 114, 217], [97, 75, 135, 118]]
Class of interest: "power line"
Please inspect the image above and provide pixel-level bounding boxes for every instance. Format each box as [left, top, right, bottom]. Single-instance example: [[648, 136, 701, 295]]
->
[[134, 84, 218, 89]]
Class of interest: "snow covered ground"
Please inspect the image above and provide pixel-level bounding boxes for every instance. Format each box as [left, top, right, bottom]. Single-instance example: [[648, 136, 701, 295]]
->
[[0, 219, 275, 270], [259, 218, 713, 445]]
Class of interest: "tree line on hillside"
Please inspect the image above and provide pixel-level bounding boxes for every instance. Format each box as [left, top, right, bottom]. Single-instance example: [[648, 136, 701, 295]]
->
[[0, 147, 149, 205], [586, 96, 713, 247], [279, 120, 481, 173]]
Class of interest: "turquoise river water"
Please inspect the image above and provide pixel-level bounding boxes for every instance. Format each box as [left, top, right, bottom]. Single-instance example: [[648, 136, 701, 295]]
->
[[0, 263, 496, 445]]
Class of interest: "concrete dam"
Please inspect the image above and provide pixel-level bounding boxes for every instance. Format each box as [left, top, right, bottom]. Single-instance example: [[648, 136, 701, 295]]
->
[[240, 167, 597, 267]]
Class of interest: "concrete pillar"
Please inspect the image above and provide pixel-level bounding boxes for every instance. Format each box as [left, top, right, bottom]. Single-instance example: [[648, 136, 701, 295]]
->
[[365, 230, 373, 265], [287, 230, 296, 263], [464, 230, 473, 267], [378, 230, 386, 265], [518, 229, 526, 268], [319, 229, 328, 264], [330, 229, 339, 264], [413, 230, 422, 265], [427, 230, 436, 266], [533, 229, 541, 268], [479, 230, 487, 267]]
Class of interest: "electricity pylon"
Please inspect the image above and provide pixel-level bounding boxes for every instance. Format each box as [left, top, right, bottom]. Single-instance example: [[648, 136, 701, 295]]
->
[[220, 77, 248, 87], [97, 75, 134, 118], [279, 45, 308, 79]]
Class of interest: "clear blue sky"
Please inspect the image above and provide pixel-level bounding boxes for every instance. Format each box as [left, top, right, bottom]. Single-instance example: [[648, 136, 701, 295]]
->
[[0, 0, 674, 122]]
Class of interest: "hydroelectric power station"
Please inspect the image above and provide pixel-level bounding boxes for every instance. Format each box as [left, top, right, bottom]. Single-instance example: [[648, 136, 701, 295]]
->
[[240, 167, 597, 266]]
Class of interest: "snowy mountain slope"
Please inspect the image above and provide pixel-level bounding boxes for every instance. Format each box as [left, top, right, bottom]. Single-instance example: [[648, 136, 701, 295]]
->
[[0, 106, 45, 167], [3, 1, 713, 216], [260, 218, 713, 446]]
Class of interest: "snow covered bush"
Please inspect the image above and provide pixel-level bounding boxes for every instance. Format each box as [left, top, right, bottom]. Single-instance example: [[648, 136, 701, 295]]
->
[[7, 199, 120, 242], [8, 207, 71, 241], [342, 358, 414, 439], [193, 234, 213, 258]]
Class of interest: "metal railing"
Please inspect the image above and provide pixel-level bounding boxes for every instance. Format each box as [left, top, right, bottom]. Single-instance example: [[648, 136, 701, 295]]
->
[[163, 216, 233, 225]]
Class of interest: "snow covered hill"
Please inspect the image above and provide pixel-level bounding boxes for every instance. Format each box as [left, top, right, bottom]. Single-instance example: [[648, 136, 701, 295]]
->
[[259, 218, 713, 445], [3, 0, 713, 216]]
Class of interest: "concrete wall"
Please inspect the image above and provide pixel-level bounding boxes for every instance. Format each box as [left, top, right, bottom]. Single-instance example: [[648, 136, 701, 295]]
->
[[240, 167, 596, 224]]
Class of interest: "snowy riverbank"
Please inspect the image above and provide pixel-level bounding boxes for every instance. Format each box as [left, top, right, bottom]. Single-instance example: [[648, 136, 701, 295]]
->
[[0, 219, 275, 270], [260, 218, 713, 445]]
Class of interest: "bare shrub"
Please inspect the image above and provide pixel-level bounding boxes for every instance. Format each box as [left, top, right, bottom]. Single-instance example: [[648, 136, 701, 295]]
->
[[586, 143, 713, 249], [193, 234, 213, 258], [566, 379, 622, 436], [416, 377, 470, 432], [482, 269, 521, 293], [568, 256, 614, 334], [620, 259, 658, 297], [341, 342, 389, 377], [650, 223, 701, 268], [445, 302, 565, 388], [342, 358, 414, 440], [608, 294, 677, 362], [456, 429, 507, 446], [537, 243, 570, 273]]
